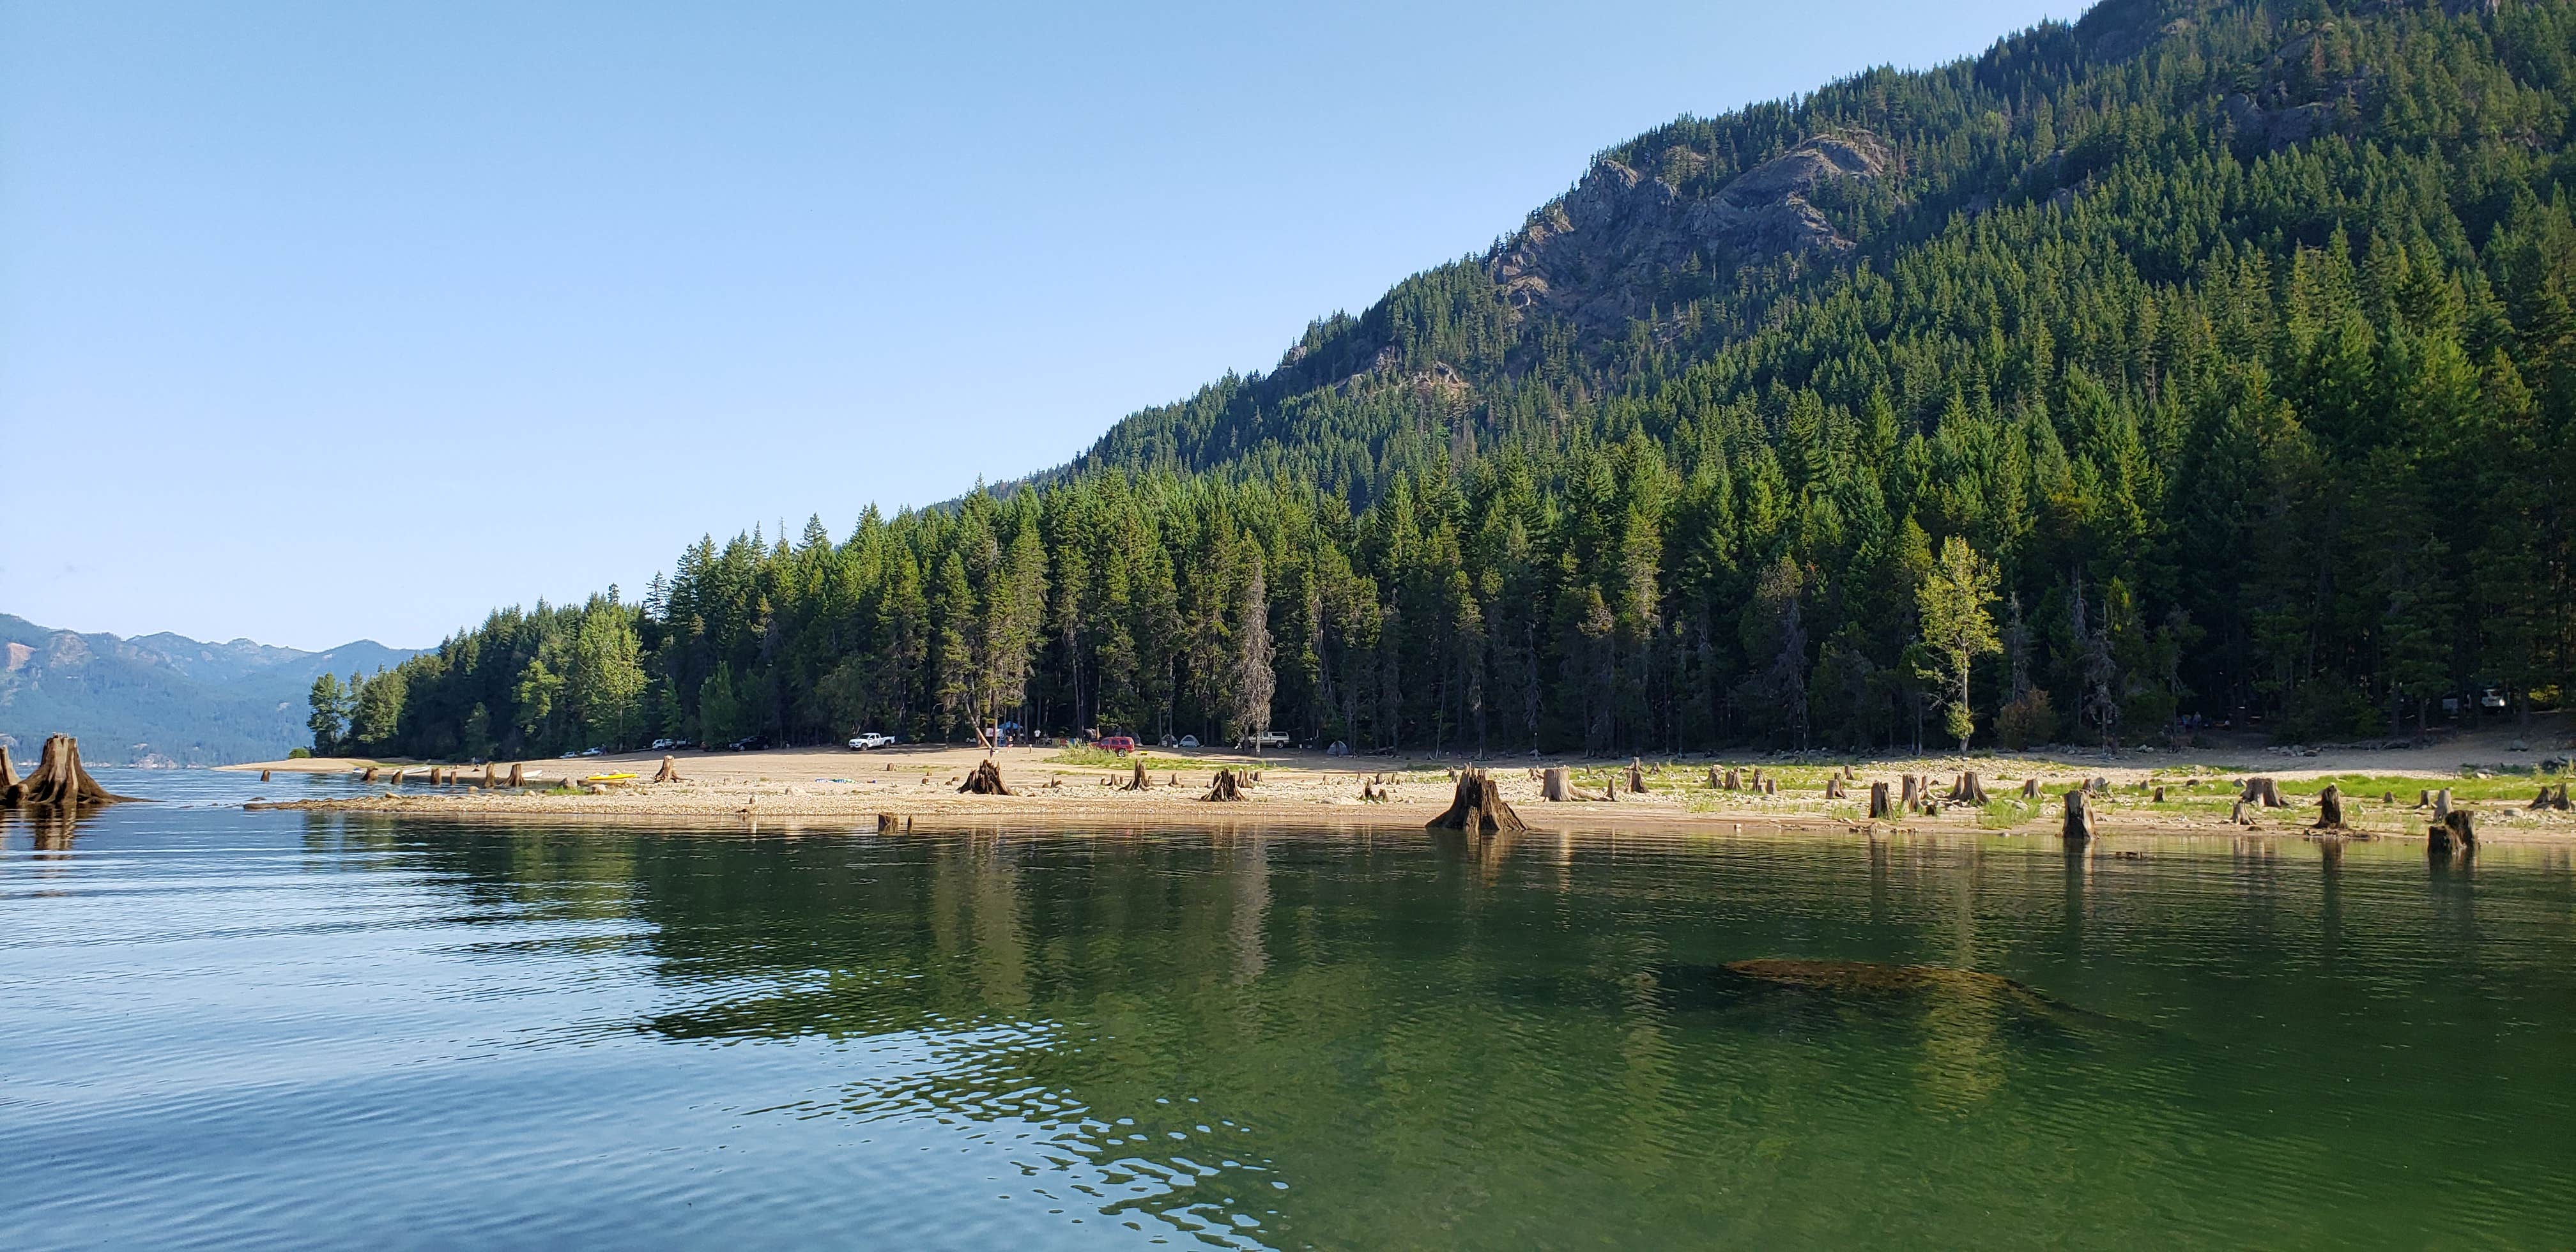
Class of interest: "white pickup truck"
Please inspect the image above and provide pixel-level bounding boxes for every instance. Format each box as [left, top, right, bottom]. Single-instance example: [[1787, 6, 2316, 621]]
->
[[1238, 731, 1290, 749], [847, 733, 896, 750]]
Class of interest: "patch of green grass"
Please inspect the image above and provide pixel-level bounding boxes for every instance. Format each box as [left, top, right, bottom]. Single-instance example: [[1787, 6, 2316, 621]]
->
[[1044, 746, 1195, 771], [1979, 798, 2041, 828]]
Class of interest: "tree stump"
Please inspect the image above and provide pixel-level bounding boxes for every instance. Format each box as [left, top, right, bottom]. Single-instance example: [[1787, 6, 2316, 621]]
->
[[2532, 785, 2556, 810], [2230, 800, 2253, 825], [2021, 777, 2040, 800], [2062, 789, 2095, 844], [2242, 777, 2287, 807], [3, 735, 129, 807], [877, 813, 899, 832], [391, 769, 407, 785], [2429, 809, 2476, 857], [2555, 784, 2573, 812], [1627, 763, 1648, 794], [1763, 778, 1777, 795], [959, 760, 1013, 795], [1541, 767, 1572, 802], [1200, 768, 1248, 800], [1949, 772, 1989, 804], [1427, 768, 1526, 833], [1123, 760, 1151, 791], [1868, 781, 1894, 820], [2432, 789, 2452, 821], [2090, 776, 2110, 795], [507, 763, 525, 787], [2415, 790, 2432, 809], [1899, 775, 1920, 808], [1825, 776, 1844, 800], [481, 765, 496, 788], [362, 767, 379, 783], [654, 756, 682, 783], [2312, 784, 2346, 830], [2152, 786, 2166, 803], [2445, 809, 2476, 849]]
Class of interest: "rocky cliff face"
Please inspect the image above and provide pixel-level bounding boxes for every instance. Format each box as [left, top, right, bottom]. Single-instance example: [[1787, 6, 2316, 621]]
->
[[1491, 133, 1888, 334]]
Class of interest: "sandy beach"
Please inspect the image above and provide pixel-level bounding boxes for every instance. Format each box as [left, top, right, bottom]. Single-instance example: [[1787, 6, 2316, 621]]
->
[[224, 718, 2576, 841]]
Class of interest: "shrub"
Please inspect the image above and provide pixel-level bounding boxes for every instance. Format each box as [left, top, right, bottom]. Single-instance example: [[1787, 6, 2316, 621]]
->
[[1996, 689, 2055, 751]]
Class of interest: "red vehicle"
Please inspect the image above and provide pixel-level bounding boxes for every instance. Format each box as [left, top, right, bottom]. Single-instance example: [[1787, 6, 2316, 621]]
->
[[1098, 735, 1138, 754]]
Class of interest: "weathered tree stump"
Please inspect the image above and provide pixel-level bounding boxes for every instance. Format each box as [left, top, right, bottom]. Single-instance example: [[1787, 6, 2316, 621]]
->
[[877, 813, 900, 832], [1763, 777, 1777, 795], [1868, 781, 1894, 820], [2152, 786, 2166, 803], [1541, 767, 1572, 802], [1900, 775, 1920, 809], [1123, 759, 1151, 791], [959, 760, 1013, 795], [1949, 772, 1990, 804], [2312, 784, 2346, 830], [2021, 777, 2040, 800], [2432, 788, 2453, 821], [2242, 777, 2287, 807], [2446, 809, 2476, 848], [2415, 789, 2432, 809], [1427, 767, 1526, 833], [3, 736, 130, 808], [1825, 776, 1845, 800], [2090, 776, 2110, 795], [481, 764, 496, 788], [2230, 800, 2253, 825], [1200, 768, 1248, 800], [654, 756, 682, 783], [2555, 784, 2573, 812], [2063, 789, 2096, 844], [507, 763, 525, 787], [1723, 768, 1742, 790], [1627, 763, 1648, 793], [2531, 785, 2556, 810], [361, 767, 379, 783], [2429, 809, 2477, 857]]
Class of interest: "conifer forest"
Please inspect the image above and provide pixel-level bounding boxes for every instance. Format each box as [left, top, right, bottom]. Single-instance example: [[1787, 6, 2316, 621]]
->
[[318, 0, 2576, 761]]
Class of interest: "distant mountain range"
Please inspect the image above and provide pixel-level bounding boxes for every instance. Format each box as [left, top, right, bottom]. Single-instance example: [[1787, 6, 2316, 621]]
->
[[0, 615, 419, 767]]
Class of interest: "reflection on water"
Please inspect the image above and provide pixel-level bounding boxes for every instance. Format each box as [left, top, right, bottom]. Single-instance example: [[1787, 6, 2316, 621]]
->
[[4, 793, 2576, 1248]]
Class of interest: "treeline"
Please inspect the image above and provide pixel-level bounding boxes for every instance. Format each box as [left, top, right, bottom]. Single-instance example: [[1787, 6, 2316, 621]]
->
[[328, 0, 2576, 759]]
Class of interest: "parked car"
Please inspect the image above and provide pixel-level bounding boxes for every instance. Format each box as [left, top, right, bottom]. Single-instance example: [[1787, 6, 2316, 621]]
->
[[1177, 735, 1200, 749], [847, 732, 896, 751], [1098, 735, 1137, 754], [1238, 731, 1289, 749], [650, 738, 678, 751]]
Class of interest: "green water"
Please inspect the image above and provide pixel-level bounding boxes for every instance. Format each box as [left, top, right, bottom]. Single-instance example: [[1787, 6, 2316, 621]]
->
[[6, 774, 2574, 1248]]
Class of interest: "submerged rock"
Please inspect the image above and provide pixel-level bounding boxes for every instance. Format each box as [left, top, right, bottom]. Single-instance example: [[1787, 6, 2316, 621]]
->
[[1652, 958, 2127, 1039]]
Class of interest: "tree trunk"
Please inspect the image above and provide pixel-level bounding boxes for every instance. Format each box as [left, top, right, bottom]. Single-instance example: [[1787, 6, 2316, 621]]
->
[[1427, 767, 1525, 833], [2062, 789, 2095, 843], [959, 760, 1013, 795], [1868, 781, 1894, 820], [3, 735, 128, 807], [2312, 784, 2345, 830], [1541, 767, 1572, 802], [1949, 772, 1989, 804], [1199, 768, 1246, 801]]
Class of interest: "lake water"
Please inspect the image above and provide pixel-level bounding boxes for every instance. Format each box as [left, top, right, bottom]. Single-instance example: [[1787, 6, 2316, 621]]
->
[[6, 768, 2575, 1248]]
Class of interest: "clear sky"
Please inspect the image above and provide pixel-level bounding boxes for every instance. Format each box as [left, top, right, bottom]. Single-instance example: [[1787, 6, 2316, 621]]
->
[[2, 0, 2092, 651]]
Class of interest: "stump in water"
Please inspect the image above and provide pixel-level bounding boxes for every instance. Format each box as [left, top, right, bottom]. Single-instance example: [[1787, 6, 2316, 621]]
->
[[2446, 809, 2476, 849], [481, 765, 496, 788], [2242, 777, 2287, 807], [653, 756, 682, 784], [1949, 772, 1989, 805], [1200, 768, 1248, 801], [1868, 781, 1894, 820], [2062, 790, 2096, 844], [958, 760, 1013, 795], [1541, 767, 1573, 802], [2021, 777, 2040, 800], [2429, 810, 2477, 857], [4, 735, 130, 807], [1123, 759, 1151, 791], [2312, 784, 2347, 830], [1426, 768, 1526, 834], [390, 769, 406, 785], [361, 767, 379, 783], [1627, 763, 1648, 794], [877, 813, 900, 832], [259, 768, 272, 783], [507, 763, 525, 788]]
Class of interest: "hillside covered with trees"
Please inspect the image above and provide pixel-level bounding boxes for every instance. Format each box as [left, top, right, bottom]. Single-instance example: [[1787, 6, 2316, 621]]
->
[[331, 0, 2576, 760]]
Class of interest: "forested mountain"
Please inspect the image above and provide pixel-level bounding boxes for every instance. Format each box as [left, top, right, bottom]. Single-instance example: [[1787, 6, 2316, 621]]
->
[[0, 615, 416, 765], [347, 0, 2575, 761]]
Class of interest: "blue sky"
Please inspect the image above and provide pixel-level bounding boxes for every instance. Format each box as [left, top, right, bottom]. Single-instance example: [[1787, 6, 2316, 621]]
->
[[2, 0, 2090, 650]]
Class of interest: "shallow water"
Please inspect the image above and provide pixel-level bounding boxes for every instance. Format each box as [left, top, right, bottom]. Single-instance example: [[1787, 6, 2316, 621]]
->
[[6, 769, 2574, 1248]]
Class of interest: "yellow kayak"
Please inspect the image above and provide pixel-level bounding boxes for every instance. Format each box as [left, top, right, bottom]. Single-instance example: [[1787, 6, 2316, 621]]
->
[[582, 772, 638, 782]]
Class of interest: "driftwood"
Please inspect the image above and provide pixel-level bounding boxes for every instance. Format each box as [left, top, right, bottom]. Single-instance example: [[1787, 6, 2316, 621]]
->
[[2062, 790, 2096, 843], [3, 735, 130, 807], [1201, 769, 1247, 801], [653, 756, 682, 783], [1426, 767, 1526, 833], [1541, 767, 1572, 802], [959, 760, 1013, 795], [1949, 772, 1989, 805], [2241, 777, 2287, 807], [1868, 781, 1894, 820], [2312, 784, 2347, 830]]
